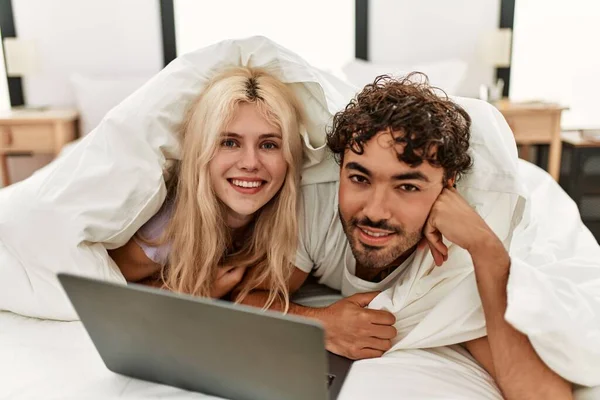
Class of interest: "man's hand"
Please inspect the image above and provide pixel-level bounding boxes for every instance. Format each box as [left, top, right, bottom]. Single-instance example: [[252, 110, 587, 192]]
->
[[211, 265, 247, 298], [423, 187, 499, 266], [315, 291, 397, 360]]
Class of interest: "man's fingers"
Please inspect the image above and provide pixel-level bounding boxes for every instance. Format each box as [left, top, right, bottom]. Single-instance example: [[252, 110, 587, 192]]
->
[[356, 348, 385, 360], [424, 220, 448, 266], [348, 291, 382, 307], [427, 240, 445, 267], [363, 337, 393, 352], [370, 324, 398, 340], [367, 309, 396, 326], [425, 228, 447, 257]]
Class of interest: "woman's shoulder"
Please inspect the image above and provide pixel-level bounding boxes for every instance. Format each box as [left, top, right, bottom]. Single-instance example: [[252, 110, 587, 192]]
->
[[132, 198, 175, 267], [137, 199, 175, 241]]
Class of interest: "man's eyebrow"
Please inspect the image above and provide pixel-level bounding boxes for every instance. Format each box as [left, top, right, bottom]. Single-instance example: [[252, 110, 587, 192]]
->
[[391, 171, 430, 182], [345, 162, 371, 176], [346, 162, 431, 182], [222, 132, 282, 139]]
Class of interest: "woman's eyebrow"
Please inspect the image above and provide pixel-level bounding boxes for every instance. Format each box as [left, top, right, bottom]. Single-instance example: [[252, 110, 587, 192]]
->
[[258, 133, 282, 139], [222, 132, 282, 139]]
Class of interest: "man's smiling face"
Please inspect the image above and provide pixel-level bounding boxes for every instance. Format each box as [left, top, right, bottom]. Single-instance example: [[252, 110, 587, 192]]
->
[[338, 130, 447, 271]]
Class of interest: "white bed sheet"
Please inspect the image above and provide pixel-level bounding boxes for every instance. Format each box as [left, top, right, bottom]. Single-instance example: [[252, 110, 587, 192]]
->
[[0, 310, 503, 400], [2, 310, 597, 400]]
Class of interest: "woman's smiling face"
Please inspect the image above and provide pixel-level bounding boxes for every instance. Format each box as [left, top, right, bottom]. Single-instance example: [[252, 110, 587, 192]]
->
[[209, 102, 288, 228]]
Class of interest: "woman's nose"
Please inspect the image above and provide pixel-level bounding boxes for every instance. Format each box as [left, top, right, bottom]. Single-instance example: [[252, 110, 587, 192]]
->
[[238, 146, 259, 172]]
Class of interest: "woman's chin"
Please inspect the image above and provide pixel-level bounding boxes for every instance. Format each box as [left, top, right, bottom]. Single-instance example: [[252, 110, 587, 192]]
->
[[224, 204, 263, 228]]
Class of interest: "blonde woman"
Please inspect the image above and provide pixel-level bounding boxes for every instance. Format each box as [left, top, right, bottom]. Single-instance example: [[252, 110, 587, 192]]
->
[[108, 67, 305, 309]]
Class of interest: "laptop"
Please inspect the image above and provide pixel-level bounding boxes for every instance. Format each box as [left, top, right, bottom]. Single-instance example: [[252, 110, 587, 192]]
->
[[57, 273, 352, 400]]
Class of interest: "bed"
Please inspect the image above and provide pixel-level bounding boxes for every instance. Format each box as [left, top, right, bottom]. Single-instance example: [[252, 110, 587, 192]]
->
[[1, 159, 598, 400], [0, 308, 500, 400], [1, 37, 599, 399]]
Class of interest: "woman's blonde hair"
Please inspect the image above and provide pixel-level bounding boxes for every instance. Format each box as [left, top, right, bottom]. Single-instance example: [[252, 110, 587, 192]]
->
[[159, 66, 304, 310]]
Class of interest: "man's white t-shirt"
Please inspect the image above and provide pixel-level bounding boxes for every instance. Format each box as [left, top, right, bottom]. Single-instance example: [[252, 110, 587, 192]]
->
[[294, 179, 526, 349], [295, 181, 415, 296]]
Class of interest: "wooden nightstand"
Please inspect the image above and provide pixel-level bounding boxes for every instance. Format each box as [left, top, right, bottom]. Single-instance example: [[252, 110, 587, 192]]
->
[[0, 108, 78, 187], [494, 100, 567, 181]]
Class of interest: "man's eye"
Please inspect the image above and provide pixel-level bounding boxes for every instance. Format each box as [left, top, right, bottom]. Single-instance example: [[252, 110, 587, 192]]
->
[[221, 139, 238, 148], [399, 184, 419, 192], [261, 141, 279, 150], [350, 175, 369, 184]]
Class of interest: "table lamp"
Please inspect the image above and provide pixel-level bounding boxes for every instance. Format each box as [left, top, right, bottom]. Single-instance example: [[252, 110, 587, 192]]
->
[[478, 28, 512, 102], [3, 37, 45, 110]]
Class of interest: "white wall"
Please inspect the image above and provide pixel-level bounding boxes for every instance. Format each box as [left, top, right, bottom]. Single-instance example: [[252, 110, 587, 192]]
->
[[11, 0, 163, 107], [369, 0, 501, 97], [174, 0, 354, 75], [510, 0, 600, 129]]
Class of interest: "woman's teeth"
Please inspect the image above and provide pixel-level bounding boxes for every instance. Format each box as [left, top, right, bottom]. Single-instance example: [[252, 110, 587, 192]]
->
[[231, 179, 263, 188], [361, 228, 391, 238]]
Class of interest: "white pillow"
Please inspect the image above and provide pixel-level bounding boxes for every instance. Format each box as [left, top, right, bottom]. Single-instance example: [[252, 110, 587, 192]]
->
[[341, 58, 468, 95], [70, 73, 154, 136]]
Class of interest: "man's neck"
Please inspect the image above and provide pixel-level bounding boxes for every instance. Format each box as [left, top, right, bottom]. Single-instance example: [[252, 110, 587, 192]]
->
[[355, 246, 417, 283]]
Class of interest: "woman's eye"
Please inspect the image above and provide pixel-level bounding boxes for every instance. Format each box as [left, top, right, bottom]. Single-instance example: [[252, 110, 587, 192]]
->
[[350, 175, 368, 184], [399, 184, 419, 192], [261, 142, 279, 150], [221, 139, 238, 148]]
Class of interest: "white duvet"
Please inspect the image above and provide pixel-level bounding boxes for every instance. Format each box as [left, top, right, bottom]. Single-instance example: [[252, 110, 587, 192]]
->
[[1, 36, 599, 395], [0, 161, 598, 400]]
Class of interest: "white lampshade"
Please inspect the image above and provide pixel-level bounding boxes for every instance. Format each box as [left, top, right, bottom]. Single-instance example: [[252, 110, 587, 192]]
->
[[3, 38, 39, 77], [479, 28, 512, 68]]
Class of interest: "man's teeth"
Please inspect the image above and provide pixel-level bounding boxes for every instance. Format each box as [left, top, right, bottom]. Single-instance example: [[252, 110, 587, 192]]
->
[[361, 228, 391, 238], [231, 179, 263, 188]]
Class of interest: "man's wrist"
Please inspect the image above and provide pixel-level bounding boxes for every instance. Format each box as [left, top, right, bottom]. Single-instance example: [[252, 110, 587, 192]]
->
[[468, 231, 506, 259], [286, 301, 326, 321], [468, 232, 511, 279]]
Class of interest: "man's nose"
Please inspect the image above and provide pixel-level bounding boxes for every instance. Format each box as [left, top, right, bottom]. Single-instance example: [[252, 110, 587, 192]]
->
[[362, 187, 392, 222], [238, 146, 259, 172]]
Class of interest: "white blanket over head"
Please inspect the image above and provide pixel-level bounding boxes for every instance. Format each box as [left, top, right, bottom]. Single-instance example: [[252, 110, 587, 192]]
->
[[0, 36, 599, 388], [0, 36, 355, 320]]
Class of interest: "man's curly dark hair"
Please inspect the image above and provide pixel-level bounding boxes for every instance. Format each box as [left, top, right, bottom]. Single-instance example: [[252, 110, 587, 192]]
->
[[327, 72, 473, 182]]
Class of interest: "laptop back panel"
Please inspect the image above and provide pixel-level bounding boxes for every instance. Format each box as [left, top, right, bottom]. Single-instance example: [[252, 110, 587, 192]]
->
[[58, 274, 330, 400]]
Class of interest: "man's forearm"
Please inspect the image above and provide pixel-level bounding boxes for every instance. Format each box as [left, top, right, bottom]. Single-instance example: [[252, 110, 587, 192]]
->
[[471, 238, 572, 400], [238, 290, 321, 319]]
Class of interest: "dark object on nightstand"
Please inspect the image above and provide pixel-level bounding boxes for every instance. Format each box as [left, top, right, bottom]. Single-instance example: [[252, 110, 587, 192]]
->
[[560, 131, 600, 241]]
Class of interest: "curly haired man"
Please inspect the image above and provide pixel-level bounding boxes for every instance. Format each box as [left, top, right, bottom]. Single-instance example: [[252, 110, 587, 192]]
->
[[240, 73, 572, 399]]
